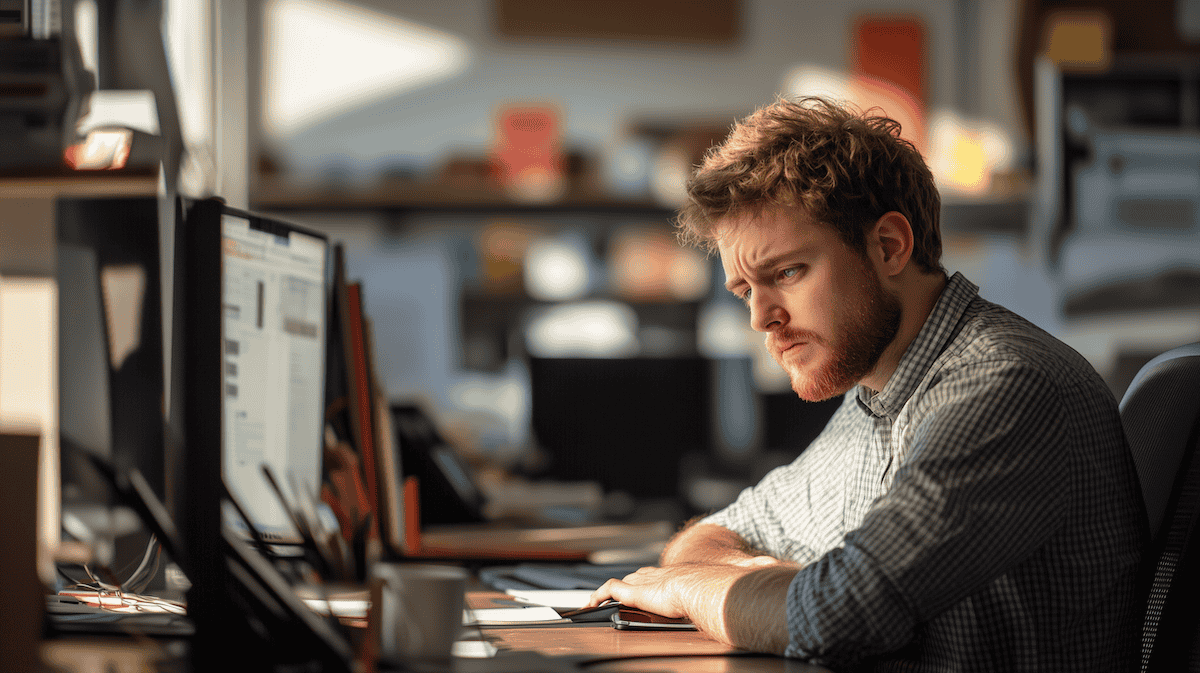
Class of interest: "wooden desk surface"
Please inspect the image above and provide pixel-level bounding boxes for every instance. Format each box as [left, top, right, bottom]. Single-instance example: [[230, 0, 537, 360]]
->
[[463, 593, 832, 673]]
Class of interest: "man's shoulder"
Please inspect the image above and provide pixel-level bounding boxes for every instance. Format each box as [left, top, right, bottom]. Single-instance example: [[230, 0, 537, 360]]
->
[[939, 297, 1106, 391]]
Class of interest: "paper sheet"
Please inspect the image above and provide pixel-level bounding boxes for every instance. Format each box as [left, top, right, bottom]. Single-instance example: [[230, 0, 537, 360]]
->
[[463, 606, 568, 625], [505, 589, 594, 610]]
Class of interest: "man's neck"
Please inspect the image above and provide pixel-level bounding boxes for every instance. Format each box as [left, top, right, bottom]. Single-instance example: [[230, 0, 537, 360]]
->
[[859, 270, 949, 393]]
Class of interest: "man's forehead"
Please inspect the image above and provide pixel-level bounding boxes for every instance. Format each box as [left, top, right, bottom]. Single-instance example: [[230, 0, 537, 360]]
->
[[713, 206, 811, 254]]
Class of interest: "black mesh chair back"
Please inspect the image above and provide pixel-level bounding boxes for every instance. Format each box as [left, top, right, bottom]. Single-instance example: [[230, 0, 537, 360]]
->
[[1120, 342, 1200, 673]]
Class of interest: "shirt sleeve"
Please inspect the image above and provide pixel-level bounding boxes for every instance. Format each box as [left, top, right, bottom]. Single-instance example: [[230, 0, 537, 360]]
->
[[700, 395, 862, 563], [699, 466, 790, 555], [784, 361, 1073, 666]]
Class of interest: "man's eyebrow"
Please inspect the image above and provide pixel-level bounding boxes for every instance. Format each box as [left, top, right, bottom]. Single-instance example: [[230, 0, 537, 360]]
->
[[723, 248, 812, 292]]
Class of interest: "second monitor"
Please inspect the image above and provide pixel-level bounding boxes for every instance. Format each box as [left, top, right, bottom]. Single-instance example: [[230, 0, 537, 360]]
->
[[528, 356, 713, 501]]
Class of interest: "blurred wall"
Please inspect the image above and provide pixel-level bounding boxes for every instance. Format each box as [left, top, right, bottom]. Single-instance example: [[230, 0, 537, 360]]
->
[[234, 0, 1200, 460], [261, 0, 1025, 184]]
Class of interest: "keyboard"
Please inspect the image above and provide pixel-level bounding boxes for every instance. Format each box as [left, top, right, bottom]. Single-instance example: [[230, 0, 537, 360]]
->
[[478, 563, 643, 592]]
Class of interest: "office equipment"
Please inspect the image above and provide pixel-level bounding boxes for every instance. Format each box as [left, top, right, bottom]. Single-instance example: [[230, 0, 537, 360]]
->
[[176, 197, 352, 672], [214, 202, 328, 545], [55, 196, 165, 584], [557, 601, 620, 619], [528, 357, 712, 501], [1119, 342, 1200, 672], [611, 606, 695, 630], [391, 402, 484, 526], [380, 400, 675, 562], [330, 249, 382, 539]]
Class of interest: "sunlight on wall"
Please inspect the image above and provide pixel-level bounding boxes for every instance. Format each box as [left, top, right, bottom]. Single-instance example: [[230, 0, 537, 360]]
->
[[262, 0, 471, 138], [0, 277, 59, 586]]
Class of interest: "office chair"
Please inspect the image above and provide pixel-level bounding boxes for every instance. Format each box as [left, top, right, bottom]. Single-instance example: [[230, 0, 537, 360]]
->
[[1119, 342, 1200, 673]]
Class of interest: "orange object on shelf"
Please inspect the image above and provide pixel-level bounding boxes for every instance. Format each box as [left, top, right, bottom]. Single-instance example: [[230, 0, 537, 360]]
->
[[492, 105, 566, 203]]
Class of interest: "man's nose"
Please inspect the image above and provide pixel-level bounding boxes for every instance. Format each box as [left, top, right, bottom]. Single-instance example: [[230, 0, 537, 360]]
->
[[749, 290, 786, 333]]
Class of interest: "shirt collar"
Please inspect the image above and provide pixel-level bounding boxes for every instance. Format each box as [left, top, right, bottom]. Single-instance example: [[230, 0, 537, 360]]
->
[[856, 272, 979, 419]]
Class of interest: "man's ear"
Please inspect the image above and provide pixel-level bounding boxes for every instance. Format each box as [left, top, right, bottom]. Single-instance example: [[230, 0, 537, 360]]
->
[[868, 211, 914, 278]]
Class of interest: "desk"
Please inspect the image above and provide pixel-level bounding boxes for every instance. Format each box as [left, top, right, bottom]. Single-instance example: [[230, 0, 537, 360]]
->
[[462, 592, 832, 673]]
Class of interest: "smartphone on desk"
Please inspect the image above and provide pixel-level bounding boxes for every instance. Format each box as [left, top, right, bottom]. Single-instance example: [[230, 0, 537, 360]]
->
[[611, 606, 697, 631]]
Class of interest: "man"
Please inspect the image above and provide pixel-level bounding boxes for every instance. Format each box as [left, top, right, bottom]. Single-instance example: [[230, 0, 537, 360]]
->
[[588, 97, 1148, 671]]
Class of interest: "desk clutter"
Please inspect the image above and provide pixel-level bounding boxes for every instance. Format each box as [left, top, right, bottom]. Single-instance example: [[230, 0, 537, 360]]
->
[[44, 196, 705, 673]]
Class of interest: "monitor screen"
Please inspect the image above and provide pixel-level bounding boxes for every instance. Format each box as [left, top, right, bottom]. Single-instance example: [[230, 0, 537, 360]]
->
[[528, 357, 712, 499], [219, 210, 328, 544]]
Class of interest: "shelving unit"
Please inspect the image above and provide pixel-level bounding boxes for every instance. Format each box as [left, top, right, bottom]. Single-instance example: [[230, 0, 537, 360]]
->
[[252, 174, 674, 218]]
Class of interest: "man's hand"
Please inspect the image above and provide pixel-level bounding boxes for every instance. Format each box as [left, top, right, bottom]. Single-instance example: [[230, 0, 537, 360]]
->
[[586, 564, 715, 618], [584, 562, 800, 655]]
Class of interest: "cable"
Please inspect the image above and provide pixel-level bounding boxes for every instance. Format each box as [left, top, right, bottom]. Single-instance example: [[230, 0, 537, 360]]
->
[[122, 535, 160, 593]]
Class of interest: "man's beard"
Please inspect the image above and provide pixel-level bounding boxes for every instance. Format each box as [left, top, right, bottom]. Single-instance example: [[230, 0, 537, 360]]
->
[[777, 267, 902, 402]]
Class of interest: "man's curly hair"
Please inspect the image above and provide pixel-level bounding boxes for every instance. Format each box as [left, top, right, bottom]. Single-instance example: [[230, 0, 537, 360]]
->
[[676, 96, 943, 274]]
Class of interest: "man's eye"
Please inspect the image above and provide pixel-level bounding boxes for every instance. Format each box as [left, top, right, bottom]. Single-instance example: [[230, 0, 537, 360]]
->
[[740, 288, 752, 304], [781, 267, 800, 279]]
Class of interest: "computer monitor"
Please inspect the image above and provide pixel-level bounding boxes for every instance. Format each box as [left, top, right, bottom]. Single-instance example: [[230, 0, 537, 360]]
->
[[217, 205, 328, 544], [175, 198, 349, 670], [528, 356, 713, 500], [56, 196, 165, 574]]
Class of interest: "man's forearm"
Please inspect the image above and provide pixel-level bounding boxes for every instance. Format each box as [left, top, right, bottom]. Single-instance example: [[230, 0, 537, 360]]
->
[[675, 564, 797, 656], [719, 564, 797, 655], [660, 521, 763, 566]]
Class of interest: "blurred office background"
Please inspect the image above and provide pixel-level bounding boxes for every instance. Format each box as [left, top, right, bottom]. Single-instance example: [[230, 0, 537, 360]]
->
[[7, 0, 1200, 523]]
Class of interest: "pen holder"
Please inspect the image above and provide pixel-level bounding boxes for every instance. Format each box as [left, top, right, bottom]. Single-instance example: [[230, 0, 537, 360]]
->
[[367, 563, 467, 666]]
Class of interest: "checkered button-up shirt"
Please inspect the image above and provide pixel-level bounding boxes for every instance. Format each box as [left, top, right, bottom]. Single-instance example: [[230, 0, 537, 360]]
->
[[703, 272, 1148, 672]]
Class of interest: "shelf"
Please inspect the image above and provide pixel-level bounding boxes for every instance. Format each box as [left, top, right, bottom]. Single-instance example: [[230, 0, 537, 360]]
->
[[0, 170, 158, 200], [251, 176, 1034, 236], [252, 175, 674, 217]]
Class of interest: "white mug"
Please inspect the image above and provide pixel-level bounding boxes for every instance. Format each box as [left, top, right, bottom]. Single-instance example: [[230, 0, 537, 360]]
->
[[368, 563, 467, 663]]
